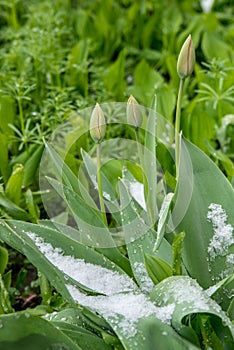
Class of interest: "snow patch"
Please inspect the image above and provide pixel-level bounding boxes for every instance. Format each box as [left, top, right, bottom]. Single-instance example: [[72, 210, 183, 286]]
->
[[66, 284, 175, 338], [200, 0, 214, 13], [133, 262, 154, 293], [129, 181, 146, 210], [207, 203, 234, 261], [26, 232, 136, 295]]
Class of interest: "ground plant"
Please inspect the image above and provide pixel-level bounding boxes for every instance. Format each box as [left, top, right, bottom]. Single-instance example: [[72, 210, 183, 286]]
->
[[0, 0, 233, 349]]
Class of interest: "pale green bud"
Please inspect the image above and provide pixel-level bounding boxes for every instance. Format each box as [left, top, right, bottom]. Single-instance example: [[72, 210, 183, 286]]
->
[[90, 103, 106, 143], [127, 95, 143, 128], [177, 34, 195, 79]]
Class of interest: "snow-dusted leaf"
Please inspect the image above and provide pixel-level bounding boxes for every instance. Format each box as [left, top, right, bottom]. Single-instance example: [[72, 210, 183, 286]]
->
[[44, 141, 81, 194], [173, 139, 234, 306], [67, 284, 200, 350], [118, 179, 172, 293], [144, 96, 158, 224], [150, 276, 234, 346], [81, 149, 117, 203], [0, 220, 135, 296], [46, 176, 132, 275], [154, 192, 174, 252], [43, 308, 113, 350]]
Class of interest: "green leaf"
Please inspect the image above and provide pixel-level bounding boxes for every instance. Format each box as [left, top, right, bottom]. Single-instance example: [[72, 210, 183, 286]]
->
[[144, 95, 158, 225], [23, 144, 44, 187], [172, 139, 234, 300], [144, 254, 172, 285], [156, 85, 176, 122], [81, 149, 117, 204], [38, 271, 52, 304], [153, 192, 174, 252], [129, 60, 164, 106], [0, 220, 134, 297], [150, 276, 234, 348], [136, 316, 200, 350], [202, 32, 234, 61], [0, 133, 10, 184], [67, 39, 89, 96], [5, 164, 24, 206], [205, 141, 234, 178], [45, 308, 113, 350], [0, 246, 8, 275], [0, 193, 32, 221], [66, 283, 201, 350], [25, 189, 40, 223], [181, 106, 215, 153], [172, 231, 186, 276], [0, 96, 15, 135], [47, 177, 131, 275], [118, 179, 172, 292], [43, 141, 81, 195], [0, 312, 82, 350], [103, 50, 126, 100], [0, 274, 13, 314]]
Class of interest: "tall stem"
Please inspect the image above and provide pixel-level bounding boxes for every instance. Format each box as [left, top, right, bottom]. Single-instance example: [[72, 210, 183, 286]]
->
[[175, 78, 185, 179], [18, 97, 28, 152], [135, 128, 144, 169], [96, 142, 108, 226]]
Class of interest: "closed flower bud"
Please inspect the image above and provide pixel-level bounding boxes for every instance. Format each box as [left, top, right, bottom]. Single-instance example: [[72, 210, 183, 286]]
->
[[127, 95, 143, 128], [177, 34, 195, 79], [90, 103, 106, 143]]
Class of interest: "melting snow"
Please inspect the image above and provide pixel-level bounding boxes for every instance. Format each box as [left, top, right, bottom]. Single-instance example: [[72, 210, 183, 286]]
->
[[156, 277, 214, 311], [200, 0, 214, 13], [26, 232, 176, 339], [133, 262, 154, 293], [207, 203, 234, 261], [129, 181, 146, 210], [26, 232, 175, 339], [26, 232, 136, 295], [66, 284, 175, 338]]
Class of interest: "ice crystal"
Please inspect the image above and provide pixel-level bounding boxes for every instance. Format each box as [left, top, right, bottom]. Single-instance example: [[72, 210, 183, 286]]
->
[[207, 203, 234, 261], [133, 262, 154, 293], [66, 285, 175, 338], [26, 232, 136, 295]]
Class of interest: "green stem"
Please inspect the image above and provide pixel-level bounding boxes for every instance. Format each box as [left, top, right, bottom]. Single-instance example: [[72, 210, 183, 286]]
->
[[135, 128, 144, 169], [136, 128, 153, 223], [11, 2, 19, 30], [96, 142, 108, 226], [18, 98, 28, 152], [175, 78, 185, 179]]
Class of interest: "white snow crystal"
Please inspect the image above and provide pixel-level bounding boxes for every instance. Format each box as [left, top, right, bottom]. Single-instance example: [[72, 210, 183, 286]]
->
[[26, 232, 136, 295], [26, 232, 176, 339], [133, 262, 154, 293], [66, 284, 175, 338], [200, 0, 214, 13], [129, 181, 146, 210], [207, 203, 234, 261]]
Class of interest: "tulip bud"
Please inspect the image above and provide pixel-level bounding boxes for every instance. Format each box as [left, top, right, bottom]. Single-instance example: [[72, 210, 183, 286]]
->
[[127, 95, 143, 128], [177, 34, 195, 79], [90, 103, 106, 143]]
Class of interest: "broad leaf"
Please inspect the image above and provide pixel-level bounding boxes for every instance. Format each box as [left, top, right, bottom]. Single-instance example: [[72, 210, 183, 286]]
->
[[0, 312, 82, 350], [118, 179, 172, 293], [0, 220, 135, 296], [150, 276, 234, 348], [66, 284, 200, 350], [45, 308, 113, 350], [172, 139, 234, 305]]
